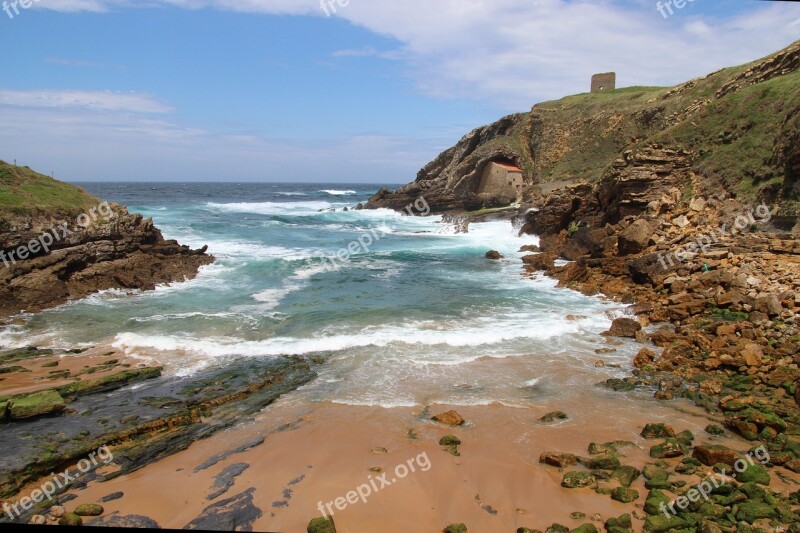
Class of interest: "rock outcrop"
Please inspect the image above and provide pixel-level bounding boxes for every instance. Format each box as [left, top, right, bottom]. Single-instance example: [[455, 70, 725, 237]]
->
[[0, 201, 212, 318], [368, 40, 800, 227]]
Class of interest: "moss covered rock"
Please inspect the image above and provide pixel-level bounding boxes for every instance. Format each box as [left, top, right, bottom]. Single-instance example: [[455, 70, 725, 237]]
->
[[643, 514, 689, 533], [611, 466, 641, 487], [611, 487, 640, 503], [604, 514, 632, 533], [644, 489, 671, 515], [443, 524, 467, 533], [735, 462, 770, 485], [59, 513, 83, 526], [439, 435, 461, 446], [735, 501, 778, 523], [308, 516, 336, 533], [641, 423, 676, 439], [583, 454, 620, 470], [561, 471, 596, 489], [74, 504, 104, 517], [8, 390, 65, 420], [540, 411, 568, 423], [650, 439, 686, 459]]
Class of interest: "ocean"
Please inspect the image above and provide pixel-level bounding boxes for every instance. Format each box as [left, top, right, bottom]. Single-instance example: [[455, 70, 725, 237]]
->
[[0, 183, 637, 409]]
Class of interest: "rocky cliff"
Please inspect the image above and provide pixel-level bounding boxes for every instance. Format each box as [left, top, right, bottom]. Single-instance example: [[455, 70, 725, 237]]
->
[[0, 162, 213, 318], [367, 39, 800, 225]]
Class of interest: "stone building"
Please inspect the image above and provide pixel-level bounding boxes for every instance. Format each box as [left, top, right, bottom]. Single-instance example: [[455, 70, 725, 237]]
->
[[476, 161, 524, 201], [591, 72, 616, 93]]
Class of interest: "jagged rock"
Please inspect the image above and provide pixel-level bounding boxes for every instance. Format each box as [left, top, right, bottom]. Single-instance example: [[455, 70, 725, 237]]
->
[[522, 252, 557, 272], [604, 318, 642, 338], [633, 348, 656, 368], [0, 203, 212, 318], [618, 219, 652, 256]]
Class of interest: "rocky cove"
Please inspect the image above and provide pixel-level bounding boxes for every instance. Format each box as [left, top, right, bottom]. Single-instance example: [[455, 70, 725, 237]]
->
[[0, 43, 798, 533]]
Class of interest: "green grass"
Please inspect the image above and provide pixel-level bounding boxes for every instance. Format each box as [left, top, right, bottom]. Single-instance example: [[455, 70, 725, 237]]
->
[[654, 68, 800, 199], [459, 41, 800, 205], [0, 160, 100, 217], [708, 307, 750, 322]]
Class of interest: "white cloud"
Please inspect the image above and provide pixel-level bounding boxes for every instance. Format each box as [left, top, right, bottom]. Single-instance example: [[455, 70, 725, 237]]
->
[[0, 89, 172, 113], [9, 1, 800, 181], [31, 0, 800, 109]]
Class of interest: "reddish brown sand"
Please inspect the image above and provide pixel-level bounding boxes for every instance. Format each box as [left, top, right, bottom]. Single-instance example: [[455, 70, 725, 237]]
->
[[58, 394, 782, 532]]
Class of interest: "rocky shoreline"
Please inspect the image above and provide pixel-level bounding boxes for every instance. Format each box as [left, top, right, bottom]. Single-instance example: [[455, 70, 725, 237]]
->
[[0, 201, 213, 320], [509, 181, 800, 531], [0, 344, 317, 525]]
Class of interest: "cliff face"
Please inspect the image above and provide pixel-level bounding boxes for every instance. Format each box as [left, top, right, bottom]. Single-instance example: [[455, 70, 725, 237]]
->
[[368, 39, 800, 223], [0, 164, 212, 318]]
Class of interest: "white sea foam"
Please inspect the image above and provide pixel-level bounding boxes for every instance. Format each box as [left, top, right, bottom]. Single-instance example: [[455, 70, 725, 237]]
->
[[318, 189, 357, 195], [207, 200, 333, 215], [112, 311, 588, 362]]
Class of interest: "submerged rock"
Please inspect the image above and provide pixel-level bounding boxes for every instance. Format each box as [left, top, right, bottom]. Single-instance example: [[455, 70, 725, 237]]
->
[[539, 411, 568, 423]]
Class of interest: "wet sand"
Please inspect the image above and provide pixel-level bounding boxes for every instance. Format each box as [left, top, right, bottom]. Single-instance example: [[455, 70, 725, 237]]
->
[[59, 389, 775, 532]]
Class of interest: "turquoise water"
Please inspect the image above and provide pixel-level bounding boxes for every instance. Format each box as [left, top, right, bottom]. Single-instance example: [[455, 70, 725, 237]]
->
[[1, 183, 636, 407]]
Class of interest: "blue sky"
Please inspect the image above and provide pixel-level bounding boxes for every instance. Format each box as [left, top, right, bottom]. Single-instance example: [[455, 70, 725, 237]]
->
[[0, 0, 799, 183]]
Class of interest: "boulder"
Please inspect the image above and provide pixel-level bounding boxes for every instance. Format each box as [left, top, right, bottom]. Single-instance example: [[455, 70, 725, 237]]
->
[[74, 504, 104, 517], [754, 294, 782, 317], [539, 411, 568, 423], [439, 435, 461, 446], [692, 445, 736, 466], [432, 410, 465, 426], [485, 250, 503, 260], [641, 423, 676, 439], [59, 513, 83, 527], [610, 487, 639, 503], [604, 318, 642, 338], [633, 348, 656, 368], [649, 439, 686, 459], [522, 253, 557, 272], [308, 516, 337, 533], [618, 219, 652, 256], [539, 452, 578, 468], [561, 471, 596, 489]]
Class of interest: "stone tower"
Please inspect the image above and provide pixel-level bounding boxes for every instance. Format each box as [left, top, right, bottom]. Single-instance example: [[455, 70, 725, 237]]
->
[[591, 72, 616, 93]]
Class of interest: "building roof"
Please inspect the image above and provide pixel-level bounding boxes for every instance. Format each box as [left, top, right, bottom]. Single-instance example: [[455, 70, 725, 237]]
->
[[493, 162, 523, 173]]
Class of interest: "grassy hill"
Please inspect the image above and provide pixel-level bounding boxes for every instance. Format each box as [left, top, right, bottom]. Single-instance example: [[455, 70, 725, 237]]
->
[[394, 39, 800, 216], [0, 160, 100, 218]]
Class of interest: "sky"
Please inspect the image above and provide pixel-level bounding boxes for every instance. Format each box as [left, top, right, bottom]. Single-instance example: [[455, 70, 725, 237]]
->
[[0, 0, 799, 183]]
